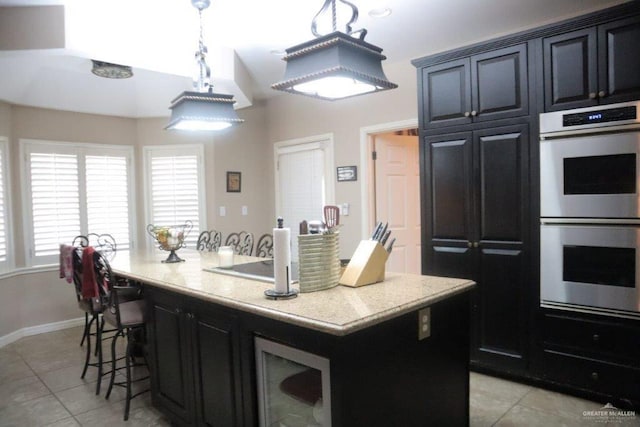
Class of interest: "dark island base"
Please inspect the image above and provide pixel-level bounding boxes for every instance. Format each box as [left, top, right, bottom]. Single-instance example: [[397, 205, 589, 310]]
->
[[144, 284, 472, 427]]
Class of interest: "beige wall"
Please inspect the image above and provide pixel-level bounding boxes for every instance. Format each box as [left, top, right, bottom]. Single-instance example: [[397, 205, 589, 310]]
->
[[0, 101, 273, 343], [265, 61, 419, 257]]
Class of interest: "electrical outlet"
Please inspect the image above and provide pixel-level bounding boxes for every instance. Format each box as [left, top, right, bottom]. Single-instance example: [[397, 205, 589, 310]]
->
[[418, 307, 431, 340]]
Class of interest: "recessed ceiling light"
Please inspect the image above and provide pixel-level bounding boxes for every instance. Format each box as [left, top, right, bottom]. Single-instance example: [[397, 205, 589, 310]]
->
[[368, 7, 392, 19]]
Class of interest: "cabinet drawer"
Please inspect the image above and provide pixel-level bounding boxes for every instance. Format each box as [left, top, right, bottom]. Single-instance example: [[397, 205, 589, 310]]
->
[[542, 313, 640, 364], [541, 350, 640, 404]]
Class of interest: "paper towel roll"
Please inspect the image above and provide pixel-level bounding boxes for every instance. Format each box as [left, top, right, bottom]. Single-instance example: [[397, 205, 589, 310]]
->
[[273, 227, 291, 293]]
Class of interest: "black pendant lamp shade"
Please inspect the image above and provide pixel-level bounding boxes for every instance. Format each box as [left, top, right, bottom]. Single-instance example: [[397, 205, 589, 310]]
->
[[272, 0, 397, 100], [166, 91, 243, 131], [166, 0, 243, 131]]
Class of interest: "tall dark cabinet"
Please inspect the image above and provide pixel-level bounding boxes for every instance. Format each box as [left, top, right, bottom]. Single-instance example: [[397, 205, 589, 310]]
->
[[414, 2, 640, 408]]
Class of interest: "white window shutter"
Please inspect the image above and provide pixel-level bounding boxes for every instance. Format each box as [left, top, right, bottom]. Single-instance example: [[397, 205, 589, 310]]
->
[[29, 152, 81, 257], [86, 155, 131, 249], [148, 152, 202, 248], [0, 142, 7, 264]]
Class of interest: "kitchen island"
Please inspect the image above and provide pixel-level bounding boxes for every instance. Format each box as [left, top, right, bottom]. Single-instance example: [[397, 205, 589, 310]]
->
[[110, 249, 475, 427]]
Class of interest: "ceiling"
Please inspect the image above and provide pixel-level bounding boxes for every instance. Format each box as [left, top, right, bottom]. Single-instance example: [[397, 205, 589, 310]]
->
[[0, 0, 630, 119]]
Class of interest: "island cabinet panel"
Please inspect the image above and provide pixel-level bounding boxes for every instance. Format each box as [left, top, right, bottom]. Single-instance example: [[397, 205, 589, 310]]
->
[[542, 15, 640, 111], [421, 44, 528, 129], [146, 287, 245, 427], [422, 124, 529, 373]]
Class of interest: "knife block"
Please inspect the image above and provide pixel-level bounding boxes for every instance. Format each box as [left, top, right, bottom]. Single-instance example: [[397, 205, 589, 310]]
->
[[339, 240, 389, 287]]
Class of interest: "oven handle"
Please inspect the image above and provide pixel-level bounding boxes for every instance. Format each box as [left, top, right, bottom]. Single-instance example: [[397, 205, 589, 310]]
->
[[541, 217, 640, 226]]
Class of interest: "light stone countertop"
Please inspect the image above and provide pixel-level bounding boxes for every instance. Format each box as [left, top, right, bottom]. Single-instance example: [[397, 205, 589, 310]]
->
[[110, 249, 475, 336]]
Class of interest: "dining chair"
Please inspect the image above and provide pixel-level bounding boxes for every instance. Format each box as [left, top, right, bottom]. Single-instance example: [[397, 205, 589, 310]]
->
[[225, 231, 254, 255], [255, 233, 274, 257], [196, 230, 223, 252]]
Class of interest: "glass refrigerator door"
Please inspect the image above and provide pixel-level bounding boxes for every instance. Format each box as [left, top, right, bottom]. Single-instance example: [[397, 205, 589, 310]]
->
[[255, 337, 331, 427]]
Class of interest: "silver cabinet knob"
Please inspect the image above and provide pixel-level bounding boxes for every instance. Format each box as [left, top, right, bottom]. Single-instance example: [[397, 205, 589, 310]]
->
[[473, 242, 479, 248], [598, 91, 606, 98], [464, 111, 470, 117], [467, 241, 472, 248], [471, 110, 477, 117], [591, 372, 599, 381], [589, 92, 597, 99]]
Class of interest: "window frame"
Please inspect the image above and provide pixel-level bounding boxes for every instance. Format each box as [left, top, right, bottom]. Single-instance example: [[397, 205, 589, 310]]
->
[[20, 139, 136, 267], [142, 144, 207, 250]]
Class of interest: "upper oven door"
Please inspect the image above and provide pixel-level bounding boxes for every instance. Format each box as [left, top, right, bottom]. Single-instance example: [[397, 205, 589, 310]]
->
[[540, 130, 640, 219]]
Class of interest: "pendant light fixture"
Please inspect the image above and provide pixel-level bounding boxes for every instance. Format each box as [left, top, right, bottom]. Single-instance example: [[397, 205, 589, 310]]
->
[[166, 0, 244, 131], [272, 0, 397, 101]]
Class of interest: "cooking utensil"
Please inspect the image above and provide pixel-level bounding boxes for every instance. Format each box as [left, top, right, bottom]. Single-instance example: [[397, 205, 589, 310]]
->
[[324, 205, 340, 228]]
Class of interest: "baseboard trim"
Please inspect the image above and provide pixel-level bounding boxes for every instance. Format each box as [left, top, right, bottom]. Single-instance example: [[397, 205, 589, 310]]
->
[[0, 316, 85, 348]]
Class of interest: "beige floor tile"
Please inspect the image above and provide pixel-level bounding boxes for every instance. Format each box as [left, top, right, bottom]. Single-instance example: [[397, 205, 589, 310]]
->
[[74, 400, 170, 427], [0, 394, 73, 427], [22, 346, 86, 375], [518, 387, 602, 421], [495, 404, 588, 427], [470, 388, 518, 427], [39, 365, 95, 393], [44, 417, 81, 427], [470, 372, 532, 403], [0, 376, 51, 409], [0, 358, 36, 384], [0, 347, 22, 365], [55, 380, 127, 416]]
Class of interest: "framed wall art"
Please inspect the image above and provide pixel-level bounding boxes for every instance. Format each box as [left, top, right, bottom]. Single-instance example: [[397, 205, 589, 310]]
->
[[337, 166, 357, 182], [226, 171, 241, 192]]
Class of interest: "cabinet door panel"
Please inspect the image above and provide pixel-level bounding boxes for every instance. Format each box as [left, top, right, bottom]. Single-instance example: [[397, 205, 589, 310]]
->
[[194, 316, 238, 427], [421, 59, 472, 128], [472, 44, 529, 121], [543, 28, 597, 110], [475, 247, 526, 366], [426, 133, 472, 241], [150, 302, 193, 423], [475, 125, 528, 242], [428, 245, 475, 279], [598, 16, 640, 103]]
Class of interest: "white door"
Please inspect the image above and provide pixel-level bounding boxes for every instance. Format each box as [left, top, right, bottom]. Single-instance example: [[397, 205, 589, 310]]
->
[[275, 137, 334, 261], [373, 134, 421, 274]]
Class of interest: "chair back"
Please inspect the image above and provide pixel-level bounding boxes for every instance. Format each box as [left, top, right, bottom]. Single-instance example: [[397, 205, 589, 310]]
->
[[225, 231, 254, 255], [196, 230, 222, 252], [73, 233, 117, 260], [71, 246, 112, 312], [255, 234, 274, 258]]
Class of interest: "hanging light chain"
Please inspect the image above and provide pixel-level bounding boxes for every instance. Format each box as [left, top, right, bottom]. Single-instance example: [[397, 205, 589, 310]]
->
[[311, 0, 366, 39], [194, 6, 212, 93]]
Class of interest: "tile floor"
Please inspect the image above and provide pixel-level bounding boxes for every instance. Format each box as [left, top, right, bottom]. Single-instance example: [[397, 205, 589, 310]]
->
[[1, 326, 638, 427]]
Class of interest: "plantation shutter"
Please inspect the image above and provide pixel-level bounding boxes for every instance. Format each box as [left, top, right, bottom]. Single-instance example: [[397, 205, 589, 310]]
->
[[147, 147, 204, 249], [29, 152, 81, 258], [86, 155, 131, 249]]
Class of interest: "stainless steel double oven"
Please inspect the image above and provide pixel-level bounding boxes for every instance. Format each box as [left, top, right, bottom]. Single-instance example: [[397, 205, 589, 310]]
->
[[540, 101, 640, 319]]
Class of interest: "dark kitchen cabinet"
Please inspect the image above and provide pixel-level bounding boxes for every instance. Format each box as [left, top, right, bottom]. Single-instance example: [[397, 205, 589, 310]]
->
[[421, 44, 529, 129], [543, 15, 640, 111], [422, 124, 530, 373], [146, 288, 243, 426], [533, 310, 640, 407]]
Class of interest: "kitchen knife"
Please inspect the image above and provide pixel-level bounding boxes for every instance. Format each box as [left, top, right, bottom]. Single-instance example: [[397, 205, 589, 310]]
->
[[378, 222, 388, 242], [371, 222, 383, 240], [380, 230, 391, 245], [385, 237, 396, 253]]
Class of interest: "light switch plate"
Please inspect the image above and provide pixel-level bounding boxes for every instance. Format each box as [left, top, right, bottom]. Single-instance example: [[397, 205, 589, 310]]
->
[[242, 206, 248, 216], [219, 206, 226, 217]]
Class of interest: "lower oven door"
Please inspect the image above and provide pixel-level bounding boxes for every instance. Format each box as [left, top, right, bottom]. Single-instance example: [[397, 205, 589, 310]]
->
[[540, 223, 640, 317]]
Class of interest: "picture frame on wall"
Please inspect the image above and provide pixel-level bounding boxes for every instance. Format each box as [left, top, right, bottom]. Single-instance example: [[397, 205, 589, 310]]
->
[[227, 171, 241, 192], [337, 166, 357, 182]]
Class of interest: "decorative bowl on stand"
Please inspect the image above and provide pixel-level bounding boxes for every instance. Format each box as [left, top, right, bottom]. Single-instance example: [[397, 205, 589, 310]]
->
[[146, 221, 193, 263]]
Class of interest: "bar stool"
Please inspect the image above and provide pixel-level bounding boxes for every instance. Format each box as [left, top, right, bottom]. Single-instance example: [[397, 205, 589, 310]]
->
[[225, 231, 254, 255], [101, 255, 149, 421], [196, 229, 223, 252]]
